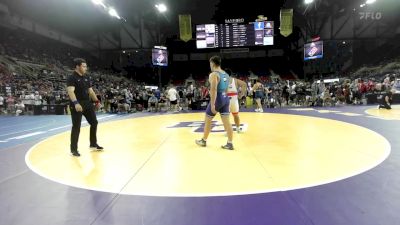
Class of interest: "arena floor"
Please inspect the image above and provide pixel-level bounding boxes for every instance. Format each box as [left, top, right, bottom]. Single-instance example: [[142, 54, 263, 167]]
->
[[1, 105, 399, 225]]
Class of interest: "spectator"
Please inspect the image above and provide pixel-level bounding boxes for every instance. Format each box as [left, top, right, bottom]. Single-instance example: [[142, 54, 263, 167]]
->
[[148, 94, 158, 112], [6, 94, 15, 114], [15, 100, 25, 116], [0, 94, 4, 114], [34, 91, 42, 105], [157, 93, 168, 112], [167, 85, 179, 112], [117, 95, 130, 113]]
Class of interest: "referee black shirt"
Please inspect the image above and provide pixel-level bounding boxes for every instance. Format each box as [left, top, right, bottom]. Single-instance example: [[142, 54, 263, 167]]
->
[[66, 71, 92, 102]]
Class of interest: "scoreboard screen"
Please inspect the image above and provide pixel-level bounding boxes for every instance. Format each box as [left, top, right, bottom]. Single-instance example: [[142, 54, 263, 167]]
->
[[196, 21, 274, 49]]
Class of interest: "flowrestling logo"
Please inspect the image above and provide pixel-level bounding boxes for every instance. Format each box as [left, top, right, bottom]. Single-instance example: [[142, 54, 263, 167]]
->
[[167, 121, 248, 133], [359, 12, 382, 20]]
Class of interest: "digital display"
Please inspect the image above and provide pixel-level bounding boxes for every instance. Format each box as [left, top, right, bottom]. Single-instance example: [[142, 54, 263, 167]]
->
[[152, 47, 168, 66], [304, 41, 323, 60], [196, 21, 274, 49]]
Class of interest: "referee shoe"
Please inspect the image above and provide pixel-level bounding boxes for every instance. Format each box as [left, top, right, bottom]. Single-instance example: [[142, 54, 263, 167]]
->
[[90, 144, 104, 151]]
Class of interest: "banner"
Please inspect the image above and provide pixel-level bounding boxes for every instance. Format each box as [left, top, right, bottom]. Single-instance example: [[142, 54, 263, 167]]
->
[[179, 14, 192, 42], [280, 9, 293, 37]]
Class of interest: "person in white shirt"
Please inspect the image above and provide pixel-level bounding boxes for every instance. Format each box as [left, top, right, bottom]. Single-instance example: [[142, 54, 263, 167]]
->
[[34, 91, 42, 105], [0, 95, 4, 114], [186, 84, 194, 107], [20, 91, 27, 105], [15, 100, 25, 116], [167, 85, 179, 112], [28, 93, 35, 106]]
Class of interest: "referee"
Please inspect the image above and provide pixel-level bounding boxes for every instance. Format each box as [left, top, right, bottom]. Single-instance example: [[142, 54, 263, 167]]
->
[[67, 58, 103, 157]]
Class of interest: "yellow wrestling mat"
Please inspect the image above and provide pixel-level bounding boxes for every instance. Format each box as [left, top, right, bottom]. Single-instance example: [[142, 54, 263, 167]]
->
[[25, 113, 390, 196], [365, 105, 400, 120]]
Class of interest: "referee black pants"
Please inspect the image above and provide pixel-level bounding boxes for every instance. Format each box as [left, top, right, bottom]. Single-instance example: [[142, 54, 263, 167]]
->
[[70, 100, 98, 151], [379, 102, 392, 110]]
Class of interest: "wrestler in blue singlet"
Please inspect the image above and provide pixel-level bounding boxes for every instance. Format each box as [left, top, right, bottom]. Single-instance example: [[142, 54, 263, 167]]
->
[[205, 71, 230, 117]]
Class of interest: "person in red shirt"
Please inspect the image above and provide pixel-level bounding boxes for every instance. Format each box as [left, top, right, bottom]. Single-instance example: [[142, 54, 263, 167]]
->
[[368, 79, 375, 93], [358, 79, 368, 94], [201, 85, 209, 100], [6, 94, 15, 114]]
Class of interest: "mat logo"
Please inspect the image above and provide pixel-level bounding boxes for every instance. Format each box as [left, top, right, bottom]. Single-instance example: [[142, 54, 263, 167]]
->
[[167, 121, 248, 133]]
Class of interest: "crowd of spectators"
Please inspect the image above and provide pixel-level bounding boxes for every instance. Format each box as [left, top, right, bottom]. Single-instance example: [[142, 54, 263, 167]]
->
[[1, 27, 399, 116]]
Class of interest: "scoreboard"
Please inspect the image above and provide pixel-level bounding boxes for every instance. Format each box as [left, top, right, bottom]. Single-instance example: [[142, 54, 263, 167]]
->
[[196, 21, 274, 49]]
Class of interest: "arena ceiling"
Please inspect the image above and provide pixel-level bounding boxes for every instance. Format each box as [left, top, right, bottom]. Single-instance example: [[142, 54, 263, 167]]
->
[[2, 0, 399, 47], [2, 0, 218, 39]]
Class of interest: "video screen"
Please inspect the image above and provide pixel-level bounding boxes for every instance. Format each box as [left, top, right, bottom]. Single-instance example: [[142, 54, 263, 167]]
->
[[196, 21, 274, 49], [304, 41, 323, 60], [152, 48, 168, 66]]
